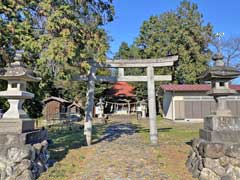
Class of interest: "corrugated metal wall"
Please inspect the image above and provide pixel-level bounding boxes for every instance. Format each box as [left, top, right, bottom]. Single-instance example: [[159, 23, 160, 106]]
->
[[175, 99, 240, 120], [227, 101, 240, 116], [175, 101, 184, 119]]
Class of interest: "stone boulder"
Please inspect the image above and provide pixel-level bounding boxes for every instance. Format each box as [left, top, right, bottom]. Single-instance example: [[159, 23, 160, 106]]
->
[[226, 145, 240, 159], [7, 146, 32, 163], [199, 168, 220, 180], [201, 142, 226, 159]]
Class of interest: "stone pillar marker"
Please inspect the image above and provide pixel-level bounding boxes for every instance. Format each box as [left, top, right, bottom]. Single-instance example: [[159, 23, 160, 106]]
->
[[0, 50, 49, 180], [186, 53, 240, 180]]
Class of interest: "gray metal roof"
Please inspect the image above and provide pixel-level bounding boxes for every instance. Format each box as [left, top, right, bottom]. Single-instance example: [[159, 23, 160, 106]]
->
[[43, 96, 71, 104]]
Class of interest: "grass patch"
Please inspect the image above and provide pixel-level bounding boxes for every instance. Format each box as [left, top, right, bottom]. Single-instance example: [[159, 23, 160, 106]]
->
[[134, 117, 201, 144], [157, 117, 201, 144], [133, 116, 201, 180], [39, 121, 109, 180]]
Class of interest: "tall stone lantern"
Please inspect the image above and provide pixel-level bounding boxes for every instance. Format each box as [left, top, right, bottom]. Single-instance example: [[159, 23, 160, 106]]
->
[[0, 51, 49, 180], [186, 53, 240, 180], [201, 53, 240, 117], [200, 53, 240, 142], [0, 50, 41, 133]]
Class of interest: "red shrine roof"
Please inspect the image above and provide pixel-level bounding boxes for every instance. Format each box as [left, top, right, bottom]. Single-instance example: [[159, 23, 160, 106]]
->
[[160, 84, 240, 92], [106, 82, 135, 97]]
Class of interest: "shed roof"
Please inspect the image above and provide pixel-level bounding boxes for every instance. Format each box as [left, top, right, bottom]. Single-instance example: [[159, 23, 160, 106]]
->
[[160, 84, 240, 92], [43, 96, 70, 104], [68, 102, 82, 108]]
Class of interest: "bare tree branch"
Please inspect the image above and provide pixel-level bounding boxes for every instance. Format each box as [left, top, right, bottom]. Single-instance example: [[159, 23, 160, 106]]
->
[[211, 36, 240, 68]]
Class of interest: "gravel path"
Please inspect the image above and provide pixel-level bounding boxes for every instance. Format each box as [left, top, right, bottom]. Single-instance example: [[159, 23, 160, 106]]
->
[[71, 119, 169, 180]]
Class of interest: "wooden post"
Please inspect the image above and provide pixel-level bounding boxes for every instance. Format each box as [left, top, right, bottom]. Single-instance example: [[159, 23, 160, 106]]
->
[[147, 66, 158, 145], [84, 66, 96, 146], [128, 101, 130, 114]]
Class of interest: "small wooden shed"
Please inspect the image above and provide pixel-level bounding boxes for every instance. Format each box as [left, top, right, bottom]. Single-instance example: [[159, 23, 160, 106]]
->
[[68, 102, 83, 114], [43, 96, 71, 121], [67, 102, 84, 121]]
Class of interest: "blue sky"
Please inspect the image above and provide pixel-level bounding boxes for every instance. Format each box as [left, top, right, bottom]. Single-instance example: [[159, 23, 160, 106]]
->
[[104, 0, 240, 57]]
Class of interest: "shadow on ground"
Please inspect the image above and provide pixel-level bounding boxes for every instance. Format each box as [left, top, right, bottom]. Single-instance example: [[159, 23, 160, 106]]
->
[[46, 119, 191, 166], [92, 123, 137, 144], [135, 127, 173, 133], [47, 120, 153, 165], [47, 122, 109, 165]]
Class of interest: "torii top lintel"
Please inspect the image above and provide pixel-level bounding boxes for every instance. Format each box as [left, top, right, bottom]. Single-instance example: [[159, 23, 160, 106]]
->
[[89, 55, 178, 68]]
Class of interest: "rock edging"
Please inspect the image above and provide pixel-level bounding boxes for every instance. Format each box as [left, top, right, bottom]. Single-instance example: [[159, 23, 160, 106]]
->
[[186, 138, 240, 180]]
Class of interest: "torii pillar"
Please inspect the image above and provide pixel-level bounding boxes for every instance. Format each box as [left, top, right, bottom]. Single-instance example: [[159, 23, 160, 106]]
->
[[84, 66, 96, 145], [147, 66, 158, 144], [76, 56, 178, 145]]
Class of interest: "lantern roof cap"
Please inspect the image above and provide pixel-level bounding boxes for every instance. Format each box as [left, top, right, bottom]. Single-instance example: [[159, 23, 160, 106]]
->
[[0, 50, 41, 82], [200, 53, 240, 81]]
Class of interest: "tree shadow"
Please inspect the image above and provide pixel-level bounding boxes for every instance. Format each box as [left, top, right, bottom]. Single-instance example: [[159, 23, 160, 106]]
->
[[92, 123, 173, 144], [47, 122, 108, 166], [135, 127, 173, 133], [47, 121, 173, 166], [92, 122, 137, 144]]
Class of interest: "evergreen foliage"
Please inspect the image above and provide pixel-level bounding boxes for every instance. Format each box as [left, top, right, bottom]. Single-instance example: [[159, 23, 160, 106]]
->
[[116, 1, 213, 84], [0, 0, 114, 117]]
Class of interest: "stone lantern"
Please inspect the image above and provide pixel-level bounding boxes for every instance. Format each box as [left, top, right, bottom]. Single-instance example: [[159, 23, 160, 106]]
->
[[0, 50, 49, 180], [0, 50, 41, 133], [141, 101, 148, 118], [187, 53, 240, 179], [200, 53, 240, 117], [96, 98, 104, 118], [136, 100, 147, 119], [140, 100, 147, 118]]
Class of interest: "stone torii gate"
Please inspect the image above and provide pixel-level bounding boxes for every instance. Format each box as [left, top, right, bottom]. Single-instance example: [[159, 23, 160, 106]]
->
[[74, 56, 178, 145]]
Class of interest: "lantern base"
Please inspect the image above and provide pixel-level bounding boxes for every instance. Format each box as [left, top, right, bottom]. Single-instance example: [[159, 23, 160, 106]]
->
[[0, 118, 35, 133], [200, 115, 240, 143]]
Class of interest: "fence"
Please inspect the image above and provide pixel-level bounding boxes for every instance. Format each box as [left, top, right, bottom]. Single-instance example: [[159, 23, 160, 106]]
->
[[44, 112, 83, 127]]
